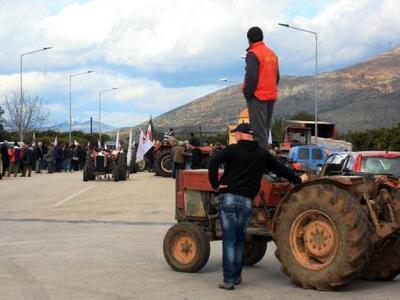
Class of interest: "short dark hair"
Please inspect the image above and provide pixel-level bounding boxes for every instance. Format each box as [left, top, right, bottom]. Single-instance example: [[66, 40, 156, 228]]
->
[[247, 26, 263, 43]]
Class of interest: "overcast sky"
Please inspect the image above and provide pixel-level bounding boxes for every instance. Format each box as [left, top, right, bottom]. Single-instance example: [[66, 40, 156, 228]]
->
[[0, 0, 399, 127]]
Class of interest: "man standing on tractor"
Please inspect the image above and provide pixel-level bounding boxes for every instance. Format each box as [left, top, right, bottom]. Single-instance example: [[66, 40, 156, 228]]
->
[[208, 123, 307, 290], [243, 26, 279, 149]]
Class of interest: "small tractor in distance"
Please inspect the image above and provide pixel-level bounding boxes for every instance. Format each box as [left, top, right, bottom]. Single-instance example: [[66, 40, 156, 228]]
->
[[83, 148, 128, 182], [163, 170, 400, 290]]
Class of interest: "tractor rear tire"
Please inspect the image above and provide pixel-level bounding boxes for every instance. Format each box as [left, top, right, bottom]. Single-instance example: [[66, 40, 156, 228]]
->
[[83, 165, 95, 181], [118, 158, 127, 181], [83, 167, 88, 181], [274, 184, 371, 290], [155, 150, 172, 177], [163, 222, 210, 273], [244, 237, 268, 266], [362, 189, 400, 280], [113, 163, 119, 182]]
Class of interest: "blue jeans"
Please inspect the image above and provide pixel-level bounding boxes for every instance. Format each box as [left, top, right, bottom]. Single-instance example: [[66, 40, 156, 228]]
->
[[63, 158, 72, 172], [219, 193, 253, 284]]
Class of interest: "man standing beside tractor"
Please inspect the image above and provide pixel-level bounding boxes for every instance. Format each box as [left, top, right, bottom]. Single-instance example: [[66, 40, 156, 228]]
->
[[208, 123, 307, 290], [243, 26, 279, 149]]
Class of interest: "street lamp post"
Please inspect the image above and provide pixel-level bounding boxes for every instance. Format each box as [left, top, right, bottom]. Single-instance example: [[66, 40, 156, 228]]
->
[[98, 87, 118, 140], [278, 23, 319, 145], [20, 47, 52, 103], [68, 70, 94, 144]]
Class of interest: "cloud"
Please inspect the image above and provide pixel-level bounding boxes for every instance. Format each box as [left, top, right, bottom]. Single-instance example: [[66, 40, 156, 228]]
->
[[0, 69, 217, 126], [276, 0, 400, 73], [1, 0, 400, 127]]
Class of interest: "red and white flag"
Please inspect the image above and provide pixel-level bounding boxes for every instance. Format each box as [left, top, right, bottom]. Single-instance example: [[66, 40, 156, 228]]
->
[[136, 130, 154, 163]]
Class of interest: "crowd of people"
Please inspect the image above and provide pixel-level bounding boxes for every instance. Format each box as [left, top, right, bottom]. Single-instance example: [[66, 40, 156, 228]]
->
[[0, 141, 88, 177]]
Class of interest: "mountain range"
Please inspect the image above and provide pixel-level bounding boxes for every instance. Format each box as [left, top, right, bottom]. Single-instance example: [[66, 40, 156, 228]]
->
[[45, 120, 115, 133], [145, 46, 400, 135]]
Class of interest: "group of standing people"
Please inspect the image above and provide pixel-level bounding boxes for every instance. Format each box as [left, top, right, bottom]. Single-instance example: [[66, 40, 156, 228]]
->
[[169, 130, 223, 179], [0, 141, 88, 177]]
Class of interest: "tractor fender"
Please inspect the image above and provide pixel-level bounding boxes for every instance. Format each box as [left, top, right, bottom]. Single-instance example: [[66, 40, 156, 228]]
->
[[271, 177, 361, 234]]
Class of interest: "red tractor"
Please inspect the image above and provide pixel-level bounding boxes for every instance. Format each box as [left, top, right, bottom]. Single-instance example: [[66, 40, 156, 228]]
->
[[163, 169, 400, 290], [83, 148, 128, 182], [153, 142, 212, 177]]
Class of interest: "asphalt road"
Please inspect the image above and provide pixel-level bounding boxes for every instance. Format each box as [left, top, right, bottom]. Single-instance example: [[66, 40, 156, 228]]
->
[[0, 172, 399, 300]]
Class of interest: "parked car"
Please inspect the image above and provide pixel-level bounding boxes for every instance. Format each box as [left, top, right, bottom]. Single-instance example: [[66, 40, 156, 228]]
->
[[343, 151, 400, 176], [320, 151, 400, 188], [289, 145, 327, 172]]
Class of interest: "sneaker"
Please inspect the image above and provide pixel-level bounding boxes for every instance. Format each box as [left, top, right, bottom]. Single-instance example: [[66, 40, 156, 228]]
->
[[218, 282, 234, 290], [234, 275, 242, 285]]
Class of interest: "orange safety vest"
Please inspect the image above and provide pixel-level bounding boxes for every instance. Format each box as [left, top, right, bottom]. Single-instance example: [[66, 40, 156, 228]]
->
[[247, 41, 279, 101]]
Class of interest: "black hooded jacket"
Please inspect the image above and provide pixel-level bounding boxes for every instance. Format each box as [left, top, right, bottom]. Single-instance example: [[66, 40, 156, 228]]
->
[[208, 140, 301, 199]]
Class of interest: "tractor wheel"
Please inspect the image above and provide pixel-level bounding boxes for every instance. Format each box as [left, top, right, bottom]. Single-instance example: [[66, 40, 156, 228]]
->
[[136, 159, 149, 172], [244, 237, 268, 266], [163, 222, 210, 273], [155, 150, 172, 177], [83, 167, 88, 181], [118, 158, 127, 181], [113, 163, 119, 182], [362, 189, 400, 280], [83, 164, 95, 181], [274, 184, 371, 290]]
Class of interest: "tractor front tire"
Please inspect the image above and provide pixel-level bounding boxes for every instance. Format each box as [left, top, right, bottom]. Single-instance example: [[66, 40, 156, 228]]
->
[[244, 237, 268, 266], [155, 150, 172, 177], [362, 189, 400, 280], [274, 184, 371, 290], [83, 164, 95, 181], [163, 222, 210, 273]]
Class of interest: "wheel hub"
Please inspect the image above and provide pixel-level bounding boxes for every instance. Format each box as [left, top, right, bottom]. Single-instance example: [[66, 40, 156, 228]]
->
[[289, 210, 339, 271], [173, 235, 196, 264], [304, 219, 336, 258]]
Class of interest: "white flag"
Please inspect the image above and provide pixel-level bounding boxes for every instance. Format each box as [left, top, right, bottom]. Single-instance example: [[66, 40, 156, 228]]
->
[[115, 130, 120, 150], [32, 132, 36, 147], [74, 139, 79, 146], [136, 130, 154, 163], [268, 130, 272, 145], [54, 136, 58, 146], [98, 139, 101, 148], [127, 127, 133, 167]]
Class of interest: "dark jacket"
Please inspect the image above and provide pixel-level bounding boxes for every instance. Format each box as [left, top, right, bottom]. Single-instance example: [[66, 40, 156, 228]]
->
[[63, 148, 72, 160], [21, 148, 34, 166], [54, 145, 63, 161], [34, 145, 44, 160], [208, 140, 300, 199], [0, 143, 9, 164]]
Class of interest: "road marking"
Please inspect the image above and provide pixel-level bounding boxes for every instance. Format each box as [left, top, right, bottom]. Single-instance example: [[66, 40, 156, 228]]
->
[[54, 185, 96, 207], [0, 218, 174, 226]]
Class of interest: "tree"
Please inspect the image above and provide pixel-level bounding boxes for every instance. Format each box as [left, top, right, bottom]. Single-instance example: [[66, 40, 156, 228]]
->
[[3, 92, 48, 142]]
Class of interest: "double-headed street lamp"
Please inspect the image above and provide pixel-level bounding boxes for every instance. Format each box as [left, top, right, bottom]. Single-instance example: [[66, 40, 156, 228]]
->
[[98, 87, 118, 140], [20, 47, 53, 102], [68, 70, 95, 144], [278, 23, 319, 145]]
